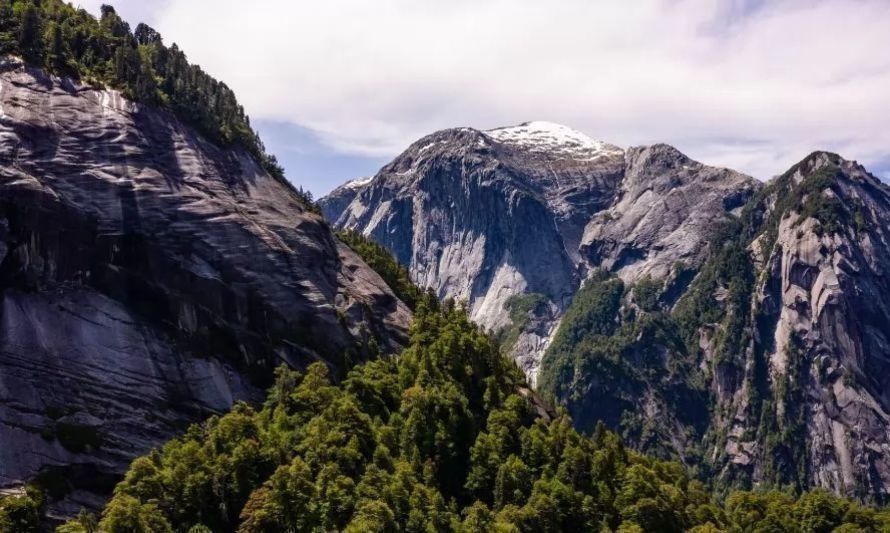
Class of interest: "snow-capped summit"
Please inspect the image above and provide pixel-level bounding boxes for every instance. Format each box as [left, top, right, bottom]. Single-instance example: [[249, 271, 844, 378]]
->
[[485, 121, 623, 160]]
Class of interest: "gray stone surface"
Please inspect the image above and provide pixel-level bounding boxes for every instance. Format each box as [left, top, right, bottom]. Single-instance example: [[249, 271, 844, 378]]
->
[[321, 122, 757, 383], [719, 153, 890, 500], [581, 144, 758, 282], [0, 60, 410, 517]]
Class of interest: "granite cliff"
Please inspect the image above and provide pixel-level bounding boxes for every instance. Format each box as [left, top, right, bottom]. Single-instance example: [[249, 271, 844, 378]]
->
[[0, 58, 410, 518]]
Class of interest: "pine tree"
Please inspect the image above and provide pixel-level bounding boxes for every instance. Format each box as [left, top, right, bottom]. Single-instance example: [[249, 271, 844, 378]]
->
[[44, 20, 65, 71], [18, 2, 43, 63], [133, 23, 161, 46]]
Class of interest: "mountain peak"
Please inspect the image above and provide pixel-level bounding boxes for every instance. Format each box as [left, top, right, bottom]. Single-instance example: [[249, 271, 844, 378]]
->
[[485, 121, 623, 160], [792, 150, 846, 176], [342, 175, 374, 190], [782, 150, 878, 191]]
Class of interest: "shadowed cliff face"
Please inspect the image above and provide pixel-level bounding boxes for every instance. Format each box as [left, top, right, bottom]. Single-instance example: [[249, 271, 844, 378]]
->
[[0, 60, 410, 517], [321, 122, 758, 384]]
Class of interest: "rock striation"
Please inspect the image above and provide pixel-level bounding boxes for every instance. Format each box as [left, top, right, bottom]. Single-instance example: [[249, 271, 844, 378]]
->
[[581, 143, 757, 283], [0, 59, 410, 517]]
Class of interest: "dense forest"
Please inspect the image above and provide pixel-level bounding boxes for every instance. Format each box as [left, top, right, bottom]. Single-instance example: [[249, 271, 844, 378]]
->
[[0, 0, 316, 207], [0, 236, 883, 531], [38, 305, 890, 532]]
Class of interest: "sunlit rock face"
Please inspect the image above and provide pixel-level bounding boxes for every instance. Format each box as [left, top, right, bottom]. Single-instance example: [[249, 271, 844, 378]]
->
[[0, 59, 410, 517], [324, 124, 890, 502], [322, 121, 757, 384], [716, 153, 890, 501]]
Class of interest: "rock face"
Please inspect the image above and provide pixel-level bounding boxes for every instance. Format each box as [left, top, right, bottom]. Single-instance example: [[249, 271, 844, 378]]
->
[[0, 60, 410, 517], [541, 150, 890, 502], [581, 144, 756, 283], [713, 153, 890, 501], [321, 121, 757, 383]]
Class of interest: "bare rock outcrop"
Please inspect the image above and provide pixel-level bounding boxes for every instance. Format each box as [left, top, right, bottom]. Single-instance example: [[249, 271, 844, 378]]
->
[[581, 143, 758, 283], [322, 122, 890, 502], [0, 60, 410, 517], [716, 153, 890, 500]]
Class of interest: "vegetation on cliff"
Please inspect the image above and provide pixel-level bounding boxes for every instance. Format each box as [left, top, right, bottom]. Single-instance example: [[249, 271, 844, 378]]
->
[[31, 297, 884, 532], [0, 0, 316, 206], [537, 153, 873, 499]]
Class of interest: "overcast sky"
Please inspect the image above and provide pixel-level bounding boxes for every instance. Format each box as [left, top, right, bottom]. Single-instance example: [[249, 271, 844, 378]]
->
[[76, 0, 890, 196]]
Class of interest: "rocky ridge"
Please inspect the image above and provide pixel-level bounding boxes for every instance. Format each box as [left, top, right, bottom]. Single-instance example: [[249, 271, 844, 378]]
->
[[321, 121, 757, 383], [712, 152, 890, 500]]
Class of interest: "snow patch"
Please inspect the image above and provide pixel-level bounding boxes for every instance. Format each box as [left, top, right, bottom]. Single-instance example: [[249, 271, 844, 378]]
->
[[344, 176, 374, 190], [417, 140, 442, 154], [485, 121, 622, 161]]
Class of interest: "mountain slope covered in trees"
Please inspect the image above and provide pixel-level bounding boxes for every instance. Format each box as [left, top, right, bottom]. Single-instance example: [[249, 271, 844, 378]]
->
[[19, 235, 889, 532]]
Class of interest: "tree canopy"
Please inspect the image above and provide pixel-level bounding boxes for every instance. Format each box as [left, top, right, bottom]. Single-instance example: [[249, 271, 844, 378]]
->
[[43, 296, 890, 532]]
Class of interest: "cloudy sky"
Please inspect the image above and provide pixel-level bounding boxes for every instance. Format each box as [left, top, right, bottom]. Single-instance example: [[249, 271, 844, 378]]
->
[[77, 0, 890, 197]]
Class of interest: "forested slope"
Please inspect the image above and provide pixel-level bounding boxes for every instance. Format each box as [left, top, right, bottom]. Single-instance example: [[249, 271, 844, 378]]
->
[[15, 235, 886, 533]]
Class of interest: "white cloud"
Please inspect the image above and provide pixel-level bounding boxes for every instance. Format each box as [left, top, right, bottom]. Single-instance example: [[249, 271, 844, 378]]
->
[[137, 0, 890, 179]]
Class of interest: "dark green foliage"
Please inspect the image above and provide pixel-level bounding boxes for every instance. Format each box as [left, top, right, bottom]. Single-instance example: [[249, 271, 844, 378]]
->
[[0, 0, 315, 209], [338, 229, 424, 310], [537, 272, 624, 399], [673, 217, 755, 367], [632, 276, 662, 313], [0, 487, 43, 533], [538, 272, 707, 459], [55, 509, 99, 533], [47, 236, 890, 532], [758, 334, 809, 492], [61, 302, 712, 532]]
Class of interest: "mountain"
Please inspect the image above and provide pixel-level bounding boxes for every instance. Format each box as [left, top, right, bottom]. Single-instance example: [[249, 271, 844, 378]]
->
[[322, 125, 890, 501], [709, 152, 890, 498], [320, 121, 758, 384], [0, 55, 409, 520]]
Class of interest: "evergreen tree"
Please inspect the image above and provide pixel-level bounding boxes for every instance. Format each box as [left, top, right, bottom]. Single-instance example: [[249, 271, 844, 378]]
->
[[44, 19, 64, 70], [17, 1, 43, 63]]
